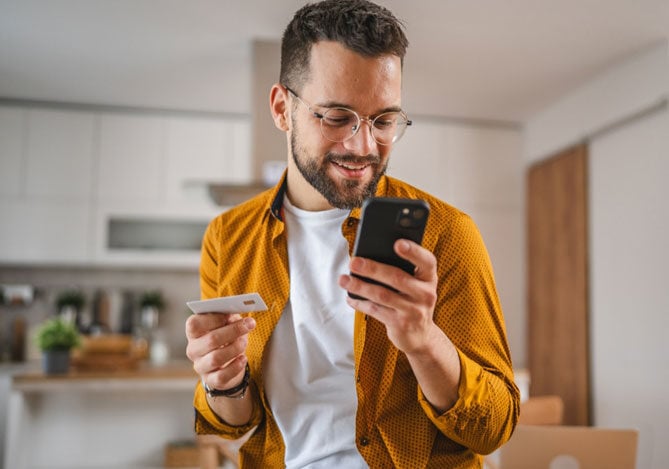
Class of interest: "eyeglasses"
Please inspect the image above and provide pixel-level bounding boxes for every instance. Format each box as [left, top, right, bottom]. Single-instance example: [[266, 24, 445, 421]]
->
[[284, 86, 412, 146]]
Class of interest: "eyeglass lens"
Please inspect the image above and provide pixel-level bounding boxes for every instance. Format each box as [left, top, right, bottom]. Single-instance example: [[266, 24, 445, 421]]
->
[[320, 108, 408, 145]]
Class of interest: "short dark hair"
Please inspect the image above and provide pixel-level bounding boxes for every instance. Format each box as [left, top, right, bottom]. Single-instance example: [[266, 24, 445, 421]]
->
[[280, 0, 408, 91]]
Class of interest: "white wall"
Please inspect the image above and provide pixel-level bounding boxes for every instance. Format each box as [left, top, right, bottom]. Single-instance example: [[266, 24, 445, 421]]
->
[[523, 40, 669, 469], [524, 41, 668, 164], [589, 106, 669, 469]]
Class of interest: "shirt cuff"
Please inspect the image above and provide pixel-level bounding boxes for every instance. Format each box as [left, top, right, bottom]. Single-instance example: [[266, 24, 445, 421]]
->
[[417, 349, 493, 449], [193, 380, 262, 439]]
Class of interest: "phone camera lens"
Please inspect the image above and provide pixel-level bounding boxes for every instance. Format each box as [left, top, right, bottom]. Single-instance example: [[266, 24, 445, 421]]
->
[[413, 208, 426, 220], [399, 217, 412, 228]]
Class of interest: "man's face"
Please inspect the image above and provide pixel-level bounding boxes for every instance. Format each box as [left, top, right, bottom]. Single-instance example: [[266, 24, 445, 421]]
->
[[286, 41, 403, 210]]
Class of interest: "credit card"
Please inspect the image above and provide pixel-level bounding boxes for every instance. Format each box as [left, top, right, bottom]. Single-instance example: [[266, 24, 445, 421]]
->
[[186, 293, 268, 314]]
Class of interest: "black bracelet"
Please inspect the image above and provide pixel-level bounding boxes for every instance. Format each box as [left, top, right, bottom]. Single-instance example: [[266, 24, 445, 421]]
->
[[203, 364, 250, 399]]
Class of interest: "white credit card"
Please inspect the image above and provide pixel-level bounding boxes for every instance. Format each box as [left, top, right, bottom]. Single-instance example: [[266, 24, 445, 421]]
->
[[186, 293, 268, 314]]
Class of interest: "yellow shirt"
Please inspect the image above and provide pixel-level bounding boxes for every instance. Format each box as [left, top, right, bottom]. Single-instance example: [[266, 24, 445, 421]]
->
[[193, 175, 519, 468]]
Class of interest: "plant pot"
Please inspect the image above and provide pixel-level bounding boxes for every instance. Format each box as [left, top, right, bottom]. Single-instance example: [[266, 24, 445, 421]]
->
[[42, 349, 71, 374]]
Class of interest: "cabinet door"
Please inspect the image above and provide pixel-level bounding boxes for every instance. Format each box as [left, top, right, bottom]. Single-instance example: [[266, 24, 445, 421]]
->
[[25, 108, 95, 198], [0, 199, 91, 264], [0, 106, 25, 197], [164, 116, 228, 204], [164, 116, 253, 206], [98, 113, 165, 202], [0, 108, 94, 264]]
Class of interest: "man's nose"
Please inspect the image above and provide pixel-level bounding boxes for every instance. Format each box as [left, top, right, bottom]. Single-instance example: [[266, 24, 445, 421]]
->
[[343, 119, 377, 155]]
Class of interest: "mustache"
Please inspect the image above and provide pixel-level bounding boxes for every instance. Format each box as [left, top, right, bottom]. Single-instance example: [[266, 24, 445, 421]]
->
[[326, 153, 381, 165]]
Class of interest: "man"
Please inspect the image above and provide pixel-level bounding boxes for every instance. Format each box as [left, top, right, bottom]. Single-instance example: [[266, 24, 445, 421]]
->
[[185, 1, 519, 467]]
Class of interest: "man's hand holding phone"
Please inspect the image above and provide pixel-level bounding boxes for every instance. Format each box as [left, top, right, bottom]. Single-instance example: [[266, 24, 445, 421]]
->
[[340, 237, 439, 355], [339, 197, 440, 355]]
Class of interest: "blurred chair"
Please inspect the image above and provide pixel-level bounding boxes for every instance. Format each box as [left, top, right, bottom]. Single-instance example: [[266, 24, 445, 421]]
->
[[519, 394, 564, 425], [197, 433, 247, 469], [484, 395, 565, 469], [497, 424, 639, 469]]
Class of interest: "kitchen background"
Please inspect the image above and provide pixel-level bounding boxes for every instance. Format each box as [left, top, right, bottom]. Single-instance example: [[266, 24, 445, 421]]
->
[[1, 1, 668, 468]]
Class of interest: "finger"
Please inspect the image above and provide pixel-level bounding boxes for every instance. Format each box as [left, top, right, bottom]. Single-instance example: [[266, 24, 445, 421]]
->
[[341, 264, 436, 313], [191, 333, 249, 375], [185, 312, 241, 339], [186, 316, 256, 360], [203, 355, 248, 391], [394, 239, 437, 281], [347, 256, 412, 298], [339, 271, 405, 309], [345, 292, 392, 320]]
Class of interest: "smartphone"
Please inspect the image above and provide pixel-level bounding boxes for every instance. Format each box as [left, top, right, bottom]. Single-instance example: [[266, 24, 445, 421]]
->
[[348, 197, 430, 299]]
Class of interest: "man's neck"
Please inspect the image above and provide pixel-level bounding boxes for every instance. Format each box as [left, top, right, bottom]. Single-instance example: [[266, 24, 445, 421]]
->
[[285, 169, 334, 212]]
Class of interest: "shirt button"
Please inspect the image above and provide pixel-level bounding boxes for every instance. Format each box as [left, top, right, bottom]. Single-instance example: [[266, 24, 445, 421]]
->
[[356, 375, 361, 383], [347, 218, 356, 227], [359, 437, 370, 446]]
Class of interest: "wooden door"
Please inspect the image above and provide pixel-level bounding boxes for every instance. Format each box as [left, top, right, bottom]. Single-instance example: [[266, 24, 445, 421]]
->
[[527, 144, 590, 425]]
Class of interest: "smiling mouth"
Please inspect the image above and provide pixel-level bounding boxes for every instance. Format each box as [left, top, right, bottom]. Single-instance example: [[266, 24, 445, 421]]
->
[[334, 160, 370, 171]]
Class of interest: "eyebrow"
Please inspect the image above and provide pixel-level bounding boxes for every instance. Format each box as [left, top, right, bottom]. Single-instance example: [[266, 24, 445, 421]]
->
[[315, 99, 404, 116]]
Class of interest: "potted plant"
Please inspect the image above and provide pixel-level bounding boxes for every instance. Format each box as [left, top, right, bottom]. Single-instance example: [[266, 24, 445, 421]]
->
[[138, 290, 165, 330], [55, 289, 86, 326], [35, 317, 81, 374]]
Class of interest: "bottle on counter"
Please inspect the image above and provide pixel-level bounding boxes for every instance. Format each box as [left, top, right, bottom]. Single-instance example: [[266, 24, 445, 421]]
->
[[10, 315, 26, 362]]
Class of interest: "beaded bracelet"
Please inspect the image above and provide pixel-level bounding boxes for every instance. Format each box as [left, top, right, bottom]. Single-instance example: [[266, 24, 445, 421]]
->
[[203, 364, 250, 399]]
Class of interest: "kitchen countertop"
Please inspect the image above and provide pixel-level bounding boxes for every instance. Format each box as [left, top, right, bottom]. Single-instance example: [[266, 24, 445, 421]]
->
[[4, 360, 200, 469], [9, 359, 198, 393]]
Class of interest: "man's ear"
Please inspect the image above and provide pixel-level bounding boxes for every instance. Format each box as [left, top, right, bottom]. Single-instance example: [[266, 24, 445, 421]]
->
[[269, 84, 290, 132]]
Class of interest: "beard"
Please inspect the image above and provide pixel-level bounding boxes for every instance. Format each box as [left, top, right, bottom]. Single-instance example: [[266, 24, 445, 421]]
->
[[290, 128, 387, 210]]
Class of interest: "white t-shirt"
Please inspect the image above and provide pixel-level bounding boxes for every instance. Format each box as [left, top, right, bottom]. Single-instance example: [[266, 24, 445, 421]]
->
[[263, 196, 368, 468]]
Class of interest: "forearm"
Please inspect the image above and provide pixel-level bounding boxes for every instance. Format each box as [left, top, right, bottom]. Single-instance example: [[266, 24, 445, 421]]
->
[[417, 348, 520, 454], [405, 323, 461, 413]]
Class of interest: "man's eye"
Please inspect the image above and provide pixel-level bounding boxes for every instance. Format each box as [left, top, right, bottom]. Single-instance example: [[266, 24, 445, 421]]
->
[[374, 114, 399, 129], [322, 110, 355, 126]]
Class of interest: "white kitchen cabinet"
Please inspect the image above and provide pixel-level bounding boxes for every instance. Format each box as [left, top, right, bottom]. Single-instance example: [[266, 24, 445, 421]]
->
[[0, 102, 252, 267], [25, 108, 95, 198], [0, 107, 25, 197], [0, 198, 91, 264], [92, 201, 219, 268], [164, 115, 253, 206], [0, 107, 94, 265], [97, 113, 165, 203]]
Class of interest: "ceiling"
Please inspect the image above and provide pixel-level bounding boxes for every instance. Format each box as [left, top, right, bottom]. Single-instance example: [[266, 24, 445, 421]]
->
[[1, 0, 668, 123]]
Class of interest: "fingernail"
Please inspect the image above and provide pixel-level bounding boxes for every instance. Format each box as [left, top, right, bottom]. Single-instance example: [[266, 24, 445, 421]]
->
[[243, 317, 256, 330], [396, 239, 409, 252], [351, 257, 364, 270]]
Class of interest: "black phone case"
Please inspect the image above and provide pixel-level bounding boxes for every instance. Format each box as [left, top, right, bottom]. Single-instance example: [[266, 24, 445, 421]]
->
[[349, 197, 430, 299]]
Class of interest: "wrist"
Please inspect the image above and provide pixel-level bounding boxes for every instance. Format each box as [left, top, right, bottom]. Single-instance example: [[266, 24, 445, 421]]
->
[[203, 364, 250, 399]]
